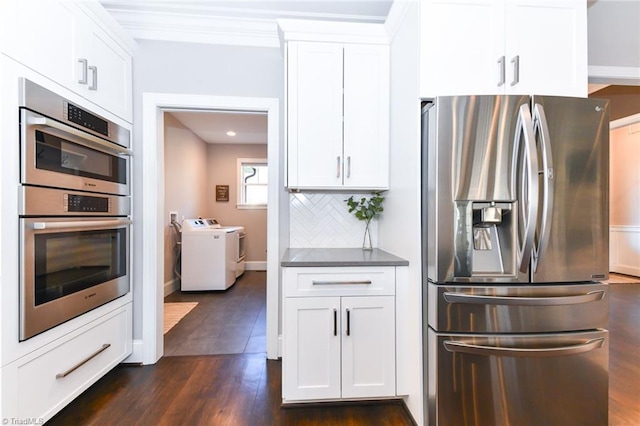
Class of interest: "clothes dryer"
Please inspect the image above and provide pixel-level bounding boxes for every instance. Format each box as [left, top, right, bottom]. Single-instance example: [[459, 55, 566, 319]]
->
[[181, 218, 237, 290]]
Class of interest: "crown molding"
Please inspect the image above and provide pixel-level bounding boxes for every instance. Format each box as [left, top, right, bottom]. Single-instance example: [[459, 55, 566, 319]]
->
[[588, 66, 640, 85], [277, 18, 388, 46], [384, 0, 417, 43], [105, 8, 281, 47], [100, 2, 388, 48]]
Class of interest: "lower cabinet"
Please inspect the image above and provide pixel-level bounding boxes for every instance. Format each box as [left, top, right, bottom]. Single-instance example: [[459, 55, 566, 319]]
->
[[1, 303, 132, 422], [282, 267, 396, 402]]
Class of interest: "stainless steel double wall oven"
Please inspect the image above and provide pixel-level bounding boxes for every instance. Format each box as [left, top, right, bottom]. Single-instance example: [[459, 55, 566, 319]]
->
[[19, 79, 132, 341]]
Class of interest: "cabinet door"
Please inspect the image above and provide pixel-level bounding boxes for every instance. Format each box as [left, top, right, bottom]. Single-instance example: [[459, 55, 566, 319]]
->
[[283, 297, 341, 401], [75, 12, 133, 122], [0, 0, 77, 90], [343, 44, 390, 190], [420, 0, 505, 97], [341, 296, 396, 398], [505, 0, 587, 97], [287, 41, 343, 189]]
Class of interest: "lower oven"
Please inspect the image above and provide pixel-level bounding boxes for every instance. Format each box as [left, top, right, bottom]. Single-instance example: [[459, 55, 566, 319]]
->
[[19, 187, 131, 341]]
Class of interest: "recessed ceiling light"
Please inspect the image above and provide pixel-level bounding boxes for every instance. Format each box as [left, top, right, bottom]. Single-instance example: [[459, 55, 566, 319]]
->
[[226, 131, 236, 137]]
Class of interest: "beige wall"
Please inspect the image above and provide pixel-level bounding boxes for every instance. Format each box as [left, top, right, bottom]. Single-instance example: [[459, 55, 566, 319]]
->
[[163, 114, 209, 285], [610, 124, 640, 226], [207, 143, 268, 264]]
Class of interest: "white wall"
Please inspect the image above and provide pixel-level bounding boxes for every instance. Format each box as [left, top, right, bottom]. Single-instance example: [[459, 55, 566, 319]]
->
[[163, 114, 209, 289], [609, 123, 640, 277], [207, 143, 268, 263], [588, 0, 640, 83], [588, 1, 640, 68], [380, 1, 423, 424], [132, 39, 287, 340]]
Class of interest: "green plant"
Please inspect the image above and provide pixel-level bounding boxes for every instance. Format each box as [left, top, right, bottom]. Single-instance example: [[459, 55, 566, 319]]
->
[[345, 192, 385, 250]]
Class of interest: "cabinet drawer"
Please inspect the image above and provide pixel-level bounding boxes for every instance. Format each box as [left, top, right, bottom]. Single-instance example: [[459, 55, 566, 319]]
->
[[284, 267, 395, 297], [14, 304, 131, 420]]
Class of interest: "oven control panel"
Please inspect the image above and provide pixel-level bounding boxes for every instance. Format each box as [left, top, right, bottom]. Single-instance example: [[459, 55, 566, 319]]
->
[[65, 193, 110, 213], [19, 186, 130, 216]]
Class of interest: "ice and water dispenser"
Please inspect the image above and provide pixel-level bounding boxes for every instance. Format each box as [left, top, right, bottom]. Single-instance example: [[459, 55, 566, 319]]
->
[[453, 199, 517, 280]]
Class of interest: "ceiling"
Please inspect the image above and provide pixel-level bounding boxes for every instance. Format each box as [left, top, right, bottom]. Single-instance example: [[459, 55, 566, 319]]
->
[[167, 110, 268, 144]]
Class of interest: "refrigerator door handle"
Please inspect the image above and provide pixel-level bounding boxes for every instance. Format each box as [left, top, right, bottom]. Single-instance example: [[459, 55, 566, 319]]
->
[[532, 103, 554, 272], [443, 338, 605, 358], [514, 104, 539, 274], [443, 290, 606, 306]]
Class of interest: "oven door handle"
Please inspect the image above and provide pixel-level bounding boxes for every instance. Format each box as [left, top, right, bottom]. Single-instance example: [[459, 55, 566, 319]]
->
[[33, 219, 132, 230], [29, 116, 133, 156]]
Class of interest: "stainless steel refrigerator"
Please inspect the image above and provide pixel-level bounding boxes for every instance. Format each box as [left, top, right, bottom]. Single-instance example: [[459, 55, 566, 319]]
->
[[421, 95, 610, 425]]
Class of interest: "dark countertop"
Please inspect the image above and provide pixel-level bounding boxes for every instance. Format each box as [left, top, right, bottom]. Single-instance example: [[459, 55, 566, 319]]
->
[[281, 248, 409, 267]]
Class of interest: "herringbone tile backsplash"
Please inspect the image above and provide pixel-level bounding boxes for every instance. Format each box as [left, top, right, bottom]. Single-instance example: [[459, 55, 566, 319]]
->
[[289, 192, 378, 248]]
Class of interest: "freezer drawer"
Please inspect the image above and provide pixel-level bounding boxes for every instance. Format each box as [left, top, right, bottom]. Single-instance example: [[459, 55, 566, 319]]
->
[[427, 329, 609, 426], [427, 282, 608, 333]]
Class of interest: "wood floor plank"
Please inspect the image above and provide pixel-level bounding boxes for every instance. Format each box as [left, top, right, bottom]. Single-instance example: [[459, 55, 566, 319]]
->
[[48, 281, 640, 425]]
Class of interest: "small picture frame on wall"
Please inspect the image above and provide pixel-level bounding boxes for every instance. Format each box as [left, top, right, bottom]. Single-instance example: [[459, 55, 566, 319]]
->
[[216, 185, 229, 202]]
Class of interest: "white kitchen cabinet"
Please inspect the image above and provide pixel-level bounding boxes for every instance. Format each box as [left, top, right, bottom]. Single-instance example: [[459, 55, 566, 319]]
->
[[73, 9, 133, 122], [420, 0, 587, 98], [286, 41, 389, 190], [0, 0, 77, 91], [0, 0, 133, 122], [282, 267, 396, 402], [0, 303, 132, 422]]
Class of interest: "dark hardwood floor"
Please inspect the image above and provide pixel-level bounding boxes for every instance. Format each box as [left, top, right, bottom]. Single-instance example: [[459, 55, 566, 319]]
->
[[48, 279, 640, 425]]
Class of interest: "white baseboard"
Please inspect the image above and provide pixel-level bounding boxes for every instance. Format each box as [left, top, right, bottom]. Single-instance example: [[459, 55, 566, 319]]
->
[[610, 226, 640, 277], [122, 339, 145, 364], [164, 278, 179, 297], [246, 261, 267, 271]]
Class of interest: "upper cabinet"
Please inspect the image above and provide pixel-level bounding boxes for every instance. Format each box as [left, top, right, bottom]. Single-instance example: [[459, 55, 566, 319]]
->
[[74, 10, 133, 122], [0, 0, 134, 122], [280, 20, 390, 190], [420, 0, 587, 98]]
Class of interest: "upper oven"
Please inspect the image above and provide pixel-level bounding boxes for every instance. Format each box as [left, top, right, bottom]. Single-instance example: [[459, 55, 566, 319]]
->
[[19, 79, 131, 196]]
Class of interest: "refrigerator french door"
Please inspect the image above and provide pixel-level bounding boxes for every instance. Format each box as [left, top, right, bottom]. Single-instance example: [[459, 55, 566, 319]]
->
[[421, 95, 610, 425]]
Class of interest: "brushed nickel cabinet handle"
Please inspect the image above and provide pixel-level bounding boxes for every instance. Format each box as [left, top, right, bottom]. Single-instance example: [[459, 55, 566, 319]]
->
[[312, 280, 372, 285], [511, 55, 520, 86], [78, 58, 88, 84], [88, 65, 98, 90], [497, 56, 505, 87], [56, 343, 111, 379]]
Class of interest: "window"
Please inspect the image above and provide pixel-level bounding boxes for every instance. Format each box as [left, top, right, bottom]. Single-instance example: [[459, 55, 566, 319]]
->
[[238, 158, 268, 208]]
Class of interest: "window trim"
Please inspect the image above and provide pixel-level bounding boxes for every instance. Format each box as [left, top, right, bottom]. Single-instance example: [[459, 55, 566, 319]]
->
[[237, 157, 268, 209]]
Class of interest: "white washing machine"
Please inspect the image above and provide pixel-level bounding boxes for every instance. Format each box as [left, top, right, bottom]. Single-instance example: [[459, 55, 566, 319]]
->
[[181, 218, 237, 291]]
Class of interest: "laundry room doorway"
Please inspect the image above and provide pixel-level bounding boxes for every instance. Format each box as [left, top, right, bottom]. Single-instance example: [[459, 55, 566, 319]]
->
[[139, 93, 281, 365], [162, 108, 270, 356]]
